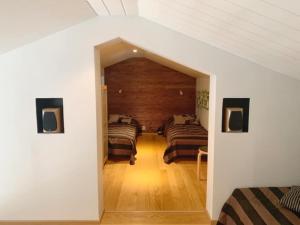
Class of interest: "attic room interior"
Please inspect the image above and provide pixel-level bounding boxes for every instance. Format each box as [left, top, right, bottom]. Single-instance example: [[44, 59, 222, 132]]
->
[[98, 39, 210, 212], [0, 1, 299, 225]]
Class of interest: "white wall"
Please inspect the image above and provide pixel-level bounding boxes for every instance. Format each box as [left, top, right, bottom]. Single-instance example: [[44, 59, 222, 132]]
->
[[213, 70, 300, 218], [0, 25, 100, 220], [0, 16, 299, 220], [196, 76, 210, 130]]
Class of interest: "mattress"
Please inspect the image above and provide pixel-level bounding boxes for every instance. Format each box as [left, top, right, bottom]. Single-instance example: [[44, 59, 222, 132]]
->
[[108, 122, 137, 165], [163, 122, 208, 163], [217, 187, 300, 225]]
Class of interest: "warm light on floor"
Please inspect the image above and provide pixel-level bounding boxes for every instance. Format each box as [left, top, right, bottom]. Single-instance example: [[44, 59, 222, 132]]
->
[[104, 134, 207, 211], [126, 170, 161, 187]]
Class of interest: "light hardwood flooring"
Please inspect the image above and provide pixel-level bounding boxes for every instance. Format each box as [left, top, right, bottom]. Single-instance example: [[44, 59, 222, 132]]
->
[[103, 134, 207, 212], [0, 135, 209, 225], [100, 211, 211, 225]]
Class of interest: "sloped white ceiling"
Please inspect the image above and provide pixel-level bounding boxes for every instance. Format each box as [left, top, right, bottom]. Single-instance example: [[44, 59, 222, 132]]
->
[[0, 0, 138, 54], [138, 0, 300, 79], [0, 0, 299, 79], [0, 0, 97, 54], [99, 38, 208, 78], [87, 0, 138, 15]]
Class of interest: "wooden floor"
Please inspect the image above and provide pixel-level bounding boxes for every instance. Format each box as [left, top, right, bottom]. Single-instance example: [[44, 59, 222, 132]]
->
[[103, 134, 207, 212], [0, 135, 209, 225], [100, 211, 211, 225]]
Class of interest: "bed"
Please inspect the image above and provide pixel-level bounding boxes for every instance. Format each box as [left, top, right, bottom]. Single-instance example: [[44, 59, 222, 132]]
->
[[163, 116, 208, 164], [217, 187, 300, 225], [108, 116, 138, 165]]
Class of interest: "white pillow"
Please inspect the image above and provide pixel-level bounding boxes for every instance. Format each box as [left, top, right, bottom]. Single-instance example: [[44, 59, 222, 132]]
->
[[109, 114, 120, 123], [120, 117, 132, 124]]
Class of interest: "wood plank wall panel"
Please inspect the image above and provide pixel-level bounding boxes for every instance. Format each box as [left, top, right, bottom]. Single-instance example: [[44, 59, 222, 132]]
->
[[104, 57, 196, 132]]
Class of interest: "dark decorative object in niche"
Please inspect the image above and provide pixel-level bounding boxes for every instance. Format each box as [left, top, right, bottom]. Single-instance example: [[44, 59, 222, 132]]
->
[[36, 98, 64, 134], [222, 98, 250, 133]]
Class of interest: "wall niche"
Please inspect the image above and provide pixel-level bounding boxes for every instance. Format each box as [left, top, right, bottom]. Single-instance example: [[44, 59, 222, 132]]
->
[[222, 98, 250, 133], [36, 98, 64, 134]]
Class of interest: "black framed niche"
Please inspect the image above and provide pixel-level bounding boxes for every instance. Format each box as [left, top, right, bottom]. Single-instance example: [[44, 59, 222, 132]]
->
[[222, 98, 250, 133], [36, 98, 64, 134]]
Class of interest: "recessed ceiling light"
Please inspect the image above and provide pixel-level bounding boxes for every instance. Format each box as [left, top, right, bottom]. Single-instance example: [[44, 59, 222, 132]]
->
[[133, 49, 138, 53]]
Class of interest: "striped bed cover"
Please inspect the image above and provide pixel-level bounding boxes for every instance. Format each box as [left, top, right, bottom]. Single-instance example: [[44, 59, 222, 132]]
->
[[163, 123, 208, 163], [108, 123, 137, 165], [217, 187, 300, 225]]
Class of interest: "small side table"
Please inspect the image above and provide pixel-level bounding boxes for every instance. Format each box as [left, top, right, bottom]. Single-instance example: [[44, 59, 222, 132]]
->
[[197, 146, 208, 180]]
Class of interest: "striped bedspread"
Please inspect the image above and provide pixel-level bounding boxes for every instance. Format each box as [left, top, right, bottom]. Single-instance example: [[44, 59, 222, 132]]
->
[[163, 123, 208, 163], [108, 123, 137, 165], [217, 187, 300, 225]]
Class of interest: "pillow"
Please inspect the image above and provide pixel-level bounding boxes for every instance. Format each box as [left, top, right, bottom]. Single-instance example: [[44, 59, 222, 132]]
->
[[280, 186, 300, 214], [173, 115, 186, 124], [108, 114, 120, 123], [120, 115, 131, 119], [183, 114, 195, 120], [189, 119, 200, 125], [120, 117, 132, 124], [182, 114, 196, 124]]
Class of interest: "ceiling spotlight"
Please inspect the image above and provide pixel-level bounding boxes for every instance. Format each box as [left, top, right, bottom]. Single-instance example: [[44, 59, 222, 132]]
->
[[132, 49, 138, 53]]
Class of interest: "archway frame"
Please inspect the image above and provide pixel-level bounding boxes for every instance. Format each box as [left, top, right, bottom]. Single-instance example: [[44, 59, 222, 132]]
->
[[94, 38, 217, 220]]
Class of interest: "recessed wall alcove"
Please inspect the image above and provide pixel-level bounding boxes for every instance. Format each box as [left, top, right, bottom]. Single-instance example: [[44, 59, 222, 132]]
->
[[36, 98, 64, 134]]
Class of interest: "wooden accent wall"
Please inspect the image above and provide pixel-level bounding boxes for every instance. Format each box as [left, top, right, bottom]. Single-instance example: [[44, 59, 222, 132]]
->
[[105, 57, 196, 132]]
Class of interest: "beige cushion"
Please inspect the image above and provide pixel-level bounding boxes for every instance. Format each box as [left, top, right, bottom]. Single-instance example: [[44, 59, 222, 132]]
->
[[190, 119, 200, 125], [120, 117, 132, 124], [120, 114, 131, 119], [184, 114, 194, 120], [173, 115, 186, 124], [109, 114, 120, 123]]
